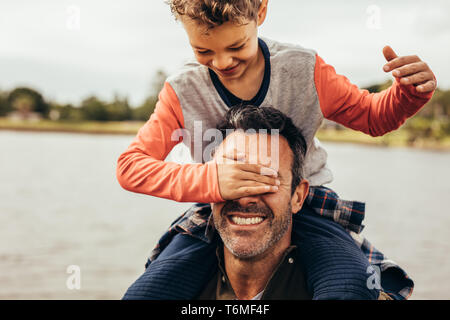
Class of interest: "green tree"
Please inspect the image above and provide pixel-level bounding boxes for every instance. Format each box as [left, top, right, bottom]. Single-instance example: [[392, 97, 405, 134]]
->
[[151, 69, 167, 96], [0, 90, 10, 116], [80, 96, 109, 121], [132, 69, 168, 121], [132, 96, 157, 121], [49, 103, 83, 121], [106, 94, 132, 121], [7, 87, 50, 117]]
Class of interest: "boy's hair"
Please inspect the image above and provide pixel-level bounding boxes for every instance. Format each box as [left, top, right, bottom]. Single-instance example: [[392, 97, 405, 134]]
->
[[167, 0, 262, 28], [216, 105, 307, 195]]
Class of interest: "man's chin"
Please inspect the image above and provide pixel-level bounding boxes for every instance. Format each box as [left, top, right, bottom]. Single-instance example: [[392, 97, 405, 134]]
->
[[222, 234, 270, 260]]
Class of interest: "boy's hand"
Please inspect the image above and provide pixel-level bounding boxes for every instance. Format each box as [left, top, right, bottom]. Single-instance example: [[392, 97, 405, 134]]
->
[[216, 157, 280, 201], [382, 46, 436, 93]]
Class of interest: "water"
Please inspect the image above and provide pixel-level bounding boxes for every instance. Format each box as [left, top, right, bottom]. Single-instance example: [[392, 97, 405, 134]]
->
[[0, 131, 449, 299]]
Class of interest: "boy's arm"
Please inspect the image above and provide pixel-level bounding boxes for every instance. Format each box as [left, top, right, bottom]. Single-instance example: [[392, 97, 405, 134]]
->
[[116, 82, 223, 203], [314, 51, 436, 137]]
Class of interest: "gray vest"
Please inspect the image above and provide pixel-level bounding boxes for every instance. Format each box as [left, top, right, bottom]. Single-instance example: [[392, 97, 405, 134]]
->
[[167, 37, 332, 187]]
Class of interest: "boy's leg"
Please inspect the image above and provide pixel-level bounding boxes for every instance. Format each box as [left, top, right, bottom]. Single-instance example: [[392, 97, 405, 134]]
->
[[123, 232, 218, 300], [292, 203, 379, 299], [122, 203, 217, 300]]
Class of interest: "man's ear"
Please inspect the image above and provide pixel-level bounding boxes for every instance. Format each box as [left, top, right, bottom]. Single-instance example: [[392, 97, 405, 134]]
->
[[257, 0, 269, 26], [290, 179, 309, 214]]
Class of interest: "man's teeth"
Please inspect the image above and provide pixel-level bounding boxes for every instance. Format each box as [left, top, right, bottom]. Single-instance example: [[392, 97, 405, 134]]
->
[[230, 216, 264, 225]]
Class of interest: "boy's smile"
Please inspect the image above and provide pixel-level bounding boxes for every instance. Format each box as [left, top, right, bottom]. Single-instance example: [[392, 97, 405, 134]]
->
[[181, 18, 263, 83], [180, 17, 265, 100]]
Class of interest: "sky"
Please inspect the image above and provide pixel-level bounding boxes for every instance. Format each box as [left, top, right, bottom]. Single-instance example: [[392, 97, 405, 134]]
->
[[0, 0, 449, 106]]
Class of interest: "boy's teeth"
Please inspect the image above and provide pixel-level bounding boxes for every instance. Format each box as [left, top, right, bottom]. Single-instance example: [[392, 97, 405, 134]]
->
[[230, 216, 264, 225]]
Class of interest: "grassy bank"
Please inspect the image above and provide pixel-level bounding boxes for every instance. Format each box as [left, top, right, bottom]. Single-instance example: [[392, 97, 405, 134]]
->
[[1, 117, 449, 151], [316, 128, 450, 151], [0, 118, 144, 135]]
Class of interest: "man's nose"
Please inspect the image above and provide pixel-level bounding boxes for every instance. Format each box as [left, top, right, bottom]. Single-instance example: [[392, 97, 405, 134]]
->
[[212, 54, 233, 70], [236, 195, 260, 208]]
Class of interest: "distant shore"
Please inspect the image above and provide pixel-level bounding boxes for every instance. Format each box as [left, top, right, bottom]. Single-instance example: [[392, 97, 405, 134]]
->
[[1, 117, 449, 151], [0, 118, 143, 135]]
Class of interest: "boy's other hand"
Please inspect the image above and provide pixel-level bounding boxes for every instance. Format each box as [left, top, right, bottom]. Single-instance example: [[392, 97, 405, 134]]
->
[[216, 158, 280, 200], [382, 45, 436, 93]]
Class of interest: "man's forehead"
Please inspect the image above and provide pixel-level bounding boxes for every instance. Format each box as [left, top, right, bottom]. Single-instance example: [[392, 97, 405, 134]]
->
[[215, 131, 292, 170]]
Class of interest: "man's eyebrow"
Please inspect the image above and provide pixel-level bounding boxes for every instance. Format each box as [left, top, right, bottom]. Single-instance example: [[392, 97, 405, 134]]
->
[[192, 37, 248, 50]]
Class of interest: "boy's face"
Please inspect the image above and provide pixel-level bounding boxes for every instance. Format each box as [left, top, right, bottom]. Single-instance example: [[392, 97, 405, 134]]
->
[[181, 17, 261, 81]]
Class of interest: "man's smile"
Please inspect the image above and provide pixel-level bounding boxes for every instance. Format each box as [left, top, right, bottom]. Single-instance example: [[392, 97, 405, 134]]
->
[[226, 212, 268, 228]]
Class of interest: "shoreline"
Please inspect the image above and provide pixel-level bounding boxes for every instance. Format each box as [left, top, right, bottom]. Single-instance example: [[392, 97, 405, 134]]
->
[[1, 119, 449, 152]]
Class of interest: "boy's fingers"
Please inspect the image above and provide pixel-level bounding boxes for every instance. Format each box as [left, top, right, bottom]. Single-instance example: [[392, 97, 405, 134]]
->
[[240, 171, 280, 186], [400, 71, 433, 86], [238, 163, 278, 177], [393, 61, 428, 77], [383, 55, 421, 72], [237, 185, 279, 197], [382, 45, 398, 62], [416, 80, 437, 93]]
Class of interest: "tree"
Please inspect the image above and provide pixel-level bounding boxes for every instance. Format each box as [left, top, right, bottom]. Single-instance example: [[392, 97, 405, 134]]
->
[[132, 96, 158, 121], [132, 69, 168, 121], [7, 87, 50, 117], [49, 103, 83, 121], [0, 90, 9, 116], [151, 69, 167, 96], [106, 94, 132, 121], [80, 96, 109, 121]]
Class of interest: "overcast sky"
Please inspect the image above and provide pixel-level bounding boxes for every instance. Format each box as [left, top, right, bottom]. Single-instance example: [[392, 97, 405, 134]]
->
[[0, 0, 449, 106]]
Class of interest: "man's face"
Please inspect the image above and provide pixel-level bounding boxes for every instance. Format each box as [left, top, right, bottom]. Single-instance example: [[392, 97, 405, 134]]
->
[[212, 131, 298, 260], [181, 17, 260, 81]]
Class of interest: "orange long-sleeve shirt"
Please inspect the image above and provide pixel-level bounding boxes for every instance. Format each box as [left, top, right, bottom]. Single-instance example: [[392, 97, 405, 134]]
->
[[117, 38, 434, 203]]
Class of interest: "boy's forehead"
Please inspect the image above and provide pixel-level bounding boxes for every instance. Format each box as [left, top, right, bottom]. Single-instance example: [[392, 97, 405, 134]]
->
[[182, 17, 255, 42]]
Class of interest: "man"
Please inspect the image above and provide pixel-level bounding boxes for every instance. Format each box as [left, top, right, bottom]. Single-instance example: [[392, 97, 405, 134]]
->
[[123, 105, 404, 300], [198, 105, 311, 299]]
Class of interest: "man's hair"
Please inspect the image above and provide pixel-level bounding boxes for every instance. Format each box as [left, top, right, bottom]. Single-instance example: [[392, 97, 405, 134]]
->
[[167, 0, 262, 28], [216, 105, 307, 194]]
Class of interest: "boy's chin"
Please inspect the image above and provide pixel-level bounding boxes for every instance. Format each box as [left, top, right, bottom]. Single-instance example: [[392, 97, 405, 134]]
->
[[214, 64, 247, 80]]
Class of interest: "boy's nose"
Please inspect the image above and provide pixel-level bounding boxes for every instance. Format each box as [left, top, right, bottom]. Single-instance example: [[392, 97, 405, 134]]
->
[[212, 55, 234, 71]]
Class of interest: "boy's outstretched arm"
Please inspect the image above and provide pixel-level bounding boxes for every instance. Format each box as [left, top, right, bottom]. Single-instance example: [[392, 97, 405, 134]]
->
[[116, 82, 279, 203], [116, 82, 222, 203], [315, 47, 436, 137]]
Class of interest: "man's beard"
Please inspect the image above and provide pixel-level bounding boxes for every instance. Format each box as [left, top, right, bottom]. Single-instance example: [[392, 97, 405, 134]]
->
[[214, 201, 292, 260]]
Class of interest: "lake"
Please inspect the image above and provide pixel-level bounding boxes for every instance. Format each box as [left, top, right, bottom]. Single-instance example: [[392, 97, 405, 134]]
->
[[0, 130, 449, 299]]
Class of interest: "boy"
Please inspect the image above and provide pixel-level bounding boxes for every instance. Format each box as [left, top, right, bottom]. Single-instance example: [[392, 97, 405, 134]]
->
[[117, 0, 435, 299]]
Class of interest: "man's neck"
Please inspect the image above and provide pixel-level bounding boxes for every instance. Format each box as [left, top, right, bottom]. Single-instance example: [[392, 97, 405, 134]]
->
[[223, 233, 291, 300]]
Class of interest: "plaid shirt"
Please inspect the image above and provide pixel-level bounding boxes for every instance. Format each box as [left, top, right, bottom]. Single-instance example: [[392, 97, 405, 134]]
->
[[149, 186, 414, 300]]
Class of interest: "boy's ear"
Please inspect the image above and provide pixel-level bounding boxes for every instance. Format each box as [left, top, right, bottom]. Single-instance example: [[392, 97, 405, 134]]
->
[[257, 0, 269, 26]]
